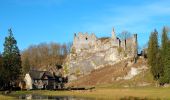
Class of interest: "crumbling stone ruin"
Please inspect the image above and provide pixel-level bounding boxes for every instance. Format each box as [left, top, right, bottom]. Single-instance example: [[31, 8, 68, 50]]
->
[[65, 28, 138, 80]]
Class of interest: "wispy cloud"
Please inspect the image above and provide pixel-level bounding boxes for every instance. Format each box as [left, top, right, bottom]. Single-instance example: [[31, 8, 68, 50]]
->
[[82, 1, 170, 32], [77, 1, 170, 47]]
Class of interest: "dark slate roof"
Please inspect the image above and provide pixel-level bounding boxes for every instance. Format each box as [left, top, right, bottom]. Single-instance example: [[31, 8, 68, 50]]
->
[[29, 70, 55, 80], [29, 70, 45, 80], [44, 71, 54, 79]]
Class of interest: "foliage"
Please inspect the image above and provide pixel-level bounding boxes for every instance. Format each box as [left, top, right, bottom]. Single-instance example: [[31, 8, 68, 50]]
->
[[161, 27, 169, 56], [119, 31, 132, 40], [0, 53, 4, 87], [22, 56, 30, 74], [118, 31, 132, 50], [21, 42, 71, 70], [0, 53, 2, 71], [148, 27, 170, 84], [161, 41, 170, 83], [148, 30, 161, 80], [63, 64, 69, 76], [2, 29, 22, 88], [159, 27, 169, 83]]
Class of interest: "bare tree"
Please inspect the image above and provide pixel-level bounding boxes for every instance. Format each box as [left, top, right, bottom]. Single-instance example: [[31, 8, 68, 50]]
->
[[21, 42, 71, 72], [119, 31, 132, 50]]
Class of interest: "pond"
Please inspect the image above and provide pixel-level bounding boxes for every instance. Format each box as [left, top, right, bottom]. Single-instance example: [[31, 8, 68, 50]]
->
[[19, 94, 93, 100], [18, 94, 161, 100]]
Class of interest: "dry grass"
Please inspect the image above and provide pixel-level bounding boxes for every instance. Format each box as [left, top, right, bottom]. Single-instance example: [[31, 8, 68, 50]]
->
[[12, 87, 170, 100], [68, 58, 152, 87], [0, 95, 15, 100]]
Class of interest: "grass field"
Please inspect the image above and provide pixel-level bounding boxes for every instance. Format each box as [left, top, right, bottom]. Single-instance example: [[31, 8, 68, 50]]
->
[[0, 94, 15, 100], [0, 87, 168, 100]]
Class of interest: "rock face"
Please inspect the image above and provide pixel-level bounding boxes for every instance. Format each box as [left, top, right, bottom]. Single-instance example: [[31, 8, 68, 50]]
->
[[65, 28, 138, 78]]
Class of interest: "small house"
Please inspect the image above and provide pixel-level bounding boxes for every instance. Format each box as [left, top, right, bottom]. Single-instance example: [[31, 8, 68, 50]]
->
[[24, 65, 68, 90], [24, 70, 55, 90]]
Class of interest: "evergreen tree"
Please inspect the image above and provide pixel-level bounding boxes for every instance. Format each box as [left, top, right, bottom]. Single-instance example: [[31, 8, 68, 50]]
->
[[156, 49, 164, 80], [0, 53, 2, 72], [0, 53, 4, 88], [148, 30, 160, 80], [161, 27, 169, 54], [163, 41, 170, 83], [160, 27, 169, 83], [2, 29, 22, 87], [159, 27, 170, 83], [161, 27, 169, 66]]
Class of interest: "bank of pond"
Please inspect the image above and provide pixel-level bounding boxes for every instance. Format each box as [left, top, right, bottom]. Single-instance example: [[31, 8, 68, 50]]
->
[[1, 94, 162, 100], [1, 87, 169, 100]]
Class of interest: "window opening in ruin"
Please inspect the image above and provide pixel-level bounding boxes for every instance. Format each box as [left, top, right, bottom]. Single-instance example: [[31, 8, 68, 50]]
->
[[86, 37, 88, 40]]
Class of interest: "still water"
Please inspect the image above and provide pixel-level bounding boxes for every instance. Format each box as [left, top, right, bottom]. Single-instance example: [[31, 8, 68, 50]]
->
[[19, 94, 161, 100], [19, 94, 93, 100]]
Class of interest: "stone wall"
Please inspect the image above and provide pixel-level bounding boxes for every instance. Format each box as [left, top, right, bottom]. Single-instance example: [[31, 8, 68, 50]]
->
[[121, 34, 138, 57], [66, 28, 138, 79], [73, 32, 97, 53]]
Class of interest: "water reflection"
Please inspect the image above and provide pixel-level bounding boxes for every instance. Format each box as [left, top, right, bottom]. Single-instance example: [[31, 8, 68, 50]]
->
[[19, 94, 161, 100], [19, 94, 93, 100]]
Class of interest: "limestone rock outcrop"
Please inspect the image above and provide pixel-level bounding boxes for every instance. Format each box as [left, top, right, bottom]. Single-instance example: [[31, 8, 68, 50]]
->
[[65, 28, 138, 79]]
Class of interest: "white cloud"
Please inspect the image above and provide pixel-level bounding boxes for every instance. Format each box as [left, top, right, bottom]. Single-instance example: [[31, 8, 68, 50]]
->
[[81, 1, 170, 33], [78, 1, 170, 47]]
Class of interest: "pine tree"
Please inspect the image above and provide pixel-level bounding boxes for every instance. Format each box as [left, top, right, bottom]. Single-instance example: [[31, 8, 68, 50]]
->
[[2, 29, 22, 86], [161, 27, 169, 66], [159, 27, 170, 84], [148, 30, 160, 80], [0, 53, 2, 71], [0, 53, 4, 87], [161, 27, 169, 54], [160, 27, 169, 83], [156, 49, 164, 80], [163, 41, 170, 83]]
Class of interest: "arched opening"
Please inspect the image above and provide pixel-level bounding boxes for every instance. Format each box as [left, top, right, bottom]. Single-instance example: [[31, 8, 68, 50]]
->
[[86, 37, 88, 40]]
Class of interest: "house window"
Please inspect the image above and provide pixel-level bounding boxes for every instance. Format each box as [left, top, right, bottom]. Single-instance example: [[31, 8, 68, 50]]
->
[[35, 80, 37, 83]]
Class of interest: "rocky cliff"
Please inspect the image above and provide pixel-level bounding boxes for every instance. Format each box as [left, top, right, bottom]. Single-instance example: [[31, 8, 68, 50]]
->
[[68, 58, 152, 87], [65, 28, 138, 80]]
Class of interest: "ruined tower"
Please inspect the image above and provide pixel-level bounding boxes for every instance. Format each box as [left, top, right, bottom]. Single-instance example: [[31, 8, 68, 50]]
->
[[111, 28, 116, 40], [133, 34, 138, 58]]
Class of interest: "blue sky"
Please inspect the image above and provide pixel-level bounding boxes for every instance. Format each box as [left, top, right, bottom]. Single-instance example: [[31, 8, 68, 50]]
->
[[0, 0, 170, 52]]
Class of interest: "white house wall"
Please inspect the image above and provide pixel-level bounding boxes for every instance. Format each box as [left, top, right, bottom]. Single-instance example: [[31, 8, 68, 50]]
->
[[24, 73, 33, 90]]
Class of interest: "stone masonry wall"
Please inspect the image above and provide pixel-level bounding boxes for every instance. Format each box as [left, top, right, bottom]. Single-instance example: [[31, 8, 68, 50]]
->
[[66, 28, 138, 80]]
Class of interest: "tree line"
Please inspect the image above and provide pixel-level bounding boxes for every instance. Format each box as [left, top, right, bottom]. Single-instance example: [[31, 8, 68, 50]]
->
[[1, 27, 170, 90], [0, 29, 72, 90], [21, 42, 72, 74], [148, 27, 170, 85]]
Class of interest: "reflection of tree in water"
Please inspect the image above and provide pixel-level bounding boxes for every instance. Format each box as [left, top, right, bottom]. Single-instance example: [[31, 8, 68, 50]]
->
[[19, 94, 160, 100], [120, 96, 160, 100], [19, 94, 94, 100]]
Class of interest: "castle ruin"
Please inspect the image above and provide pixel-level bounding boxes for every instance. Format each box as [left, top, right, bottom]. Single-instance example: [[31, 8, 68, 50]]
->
[[66, 28, 138, 78], [72, 28, 137, 57]]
